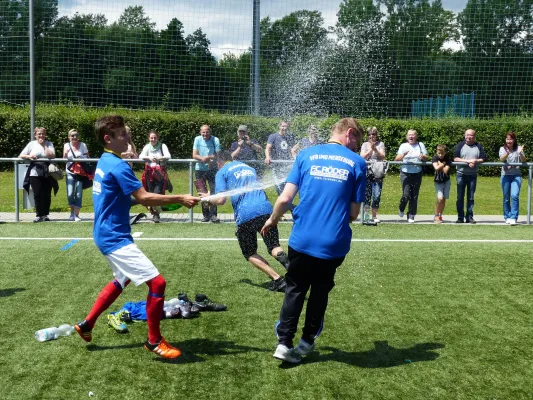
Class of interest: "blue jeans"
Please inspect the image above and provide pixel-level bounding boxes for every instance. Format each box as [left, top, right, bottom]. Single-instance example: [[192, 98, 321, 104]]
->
[[365, 179, 383, 209], [500, 175, 521, 220], [456, 174, 477, 220], [66, 172, 83, 209]]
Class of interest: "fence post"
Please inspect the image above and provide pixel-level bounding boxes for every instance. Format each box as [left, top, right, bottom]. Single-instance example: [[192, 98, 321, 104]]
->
[[14, 161, 20, 222], [189, 161, 194, 223], [527, 164, 533, 225]]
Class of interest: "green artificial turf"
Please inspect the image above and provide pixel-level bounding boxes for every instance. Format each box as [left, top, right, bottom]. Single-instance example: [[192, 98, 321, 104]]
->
[[0, 170, 531, 217], [0, 223, 531, 399]]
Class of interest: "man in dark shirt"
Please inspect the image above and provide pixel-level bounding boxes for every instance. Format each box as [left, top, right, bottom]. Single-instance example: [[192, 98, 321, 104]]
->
[[230, 125, 263, 162], [265, 121, 296, 202], [453, 129, 487, 224]]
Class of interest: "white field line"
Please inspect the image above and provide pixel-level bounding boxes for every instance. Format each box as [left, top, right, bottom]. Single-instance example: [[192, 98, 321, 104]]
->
[[0, 237, 532, 243]]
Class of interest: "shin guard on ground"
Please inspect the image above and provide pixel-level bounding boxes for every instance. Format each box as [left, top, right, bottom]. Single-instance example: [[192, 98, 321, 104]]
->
[[86, 279, 128, 328], [146, 275, 166, 344]]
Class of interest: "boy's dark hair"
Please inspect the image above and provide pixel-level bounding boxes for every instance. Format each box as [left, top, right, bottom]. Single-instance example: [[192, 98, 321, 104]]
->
[[436, 144, 448, 154], [95, 115, 125, 146], [217, 150, 232, 163]]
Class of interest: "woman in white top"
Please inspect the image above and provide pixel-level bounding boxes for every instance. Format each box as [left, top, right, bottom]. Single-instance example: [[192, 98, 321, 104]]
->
[[499, 131, 526, 225], [394, 129, 428, 223], [140, 130, 171, 223], [19, 127, 56, 222], [360, 127, 386, 223], [63, 129, 89, 221]]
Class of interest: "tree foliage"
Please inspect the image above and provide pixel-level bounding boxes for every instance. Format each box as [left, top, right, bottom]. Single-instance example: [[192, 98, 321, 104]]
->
[[0, 1, 532, 117]]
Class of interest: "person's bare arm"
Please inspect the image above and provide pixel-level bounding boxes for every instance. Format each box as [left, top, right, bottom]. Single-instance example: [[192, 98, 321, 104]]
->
[[132, 187, 199, 208]]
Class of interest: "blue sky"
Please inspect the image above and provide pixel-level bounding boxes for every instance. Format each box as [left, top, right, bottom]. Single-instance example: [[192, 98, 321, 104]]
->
[[58, 0, 468, 58]]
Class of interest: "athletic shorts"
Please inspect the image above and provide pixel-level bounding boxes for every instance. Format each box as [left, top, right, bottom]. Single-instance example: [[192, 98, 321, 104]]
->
[[236, 214, 280, 259], [104, 243, 159, 287], [434, 180, 451, 200]]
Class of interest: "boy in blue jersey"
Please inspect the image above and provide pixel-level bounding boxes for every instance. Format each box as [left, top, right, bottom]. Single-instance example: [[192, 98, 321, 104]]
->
[[202, 150, 289, 292], [74, 115, 199, 359], [262, 118, 367, 363]]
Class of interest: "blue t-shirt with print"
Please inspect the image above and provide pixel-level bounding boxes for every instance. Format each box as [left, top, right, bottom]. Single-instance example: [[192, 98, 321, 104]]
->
[[193, 136, 221, 171], [93, 152, 142, 255], [287, 144, 367, 259], [215, 161, 273, 226]]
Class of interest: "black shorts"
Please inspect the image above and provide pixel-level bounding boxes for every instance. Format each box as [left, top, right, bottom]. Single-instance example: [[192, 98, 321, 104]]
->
[[236, 214, 280, 259]]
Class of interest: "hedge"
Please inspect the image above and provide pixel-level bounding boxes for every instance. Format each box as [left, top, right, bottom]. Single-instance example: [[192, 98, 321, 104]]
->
[[1, 104, 532, 175]]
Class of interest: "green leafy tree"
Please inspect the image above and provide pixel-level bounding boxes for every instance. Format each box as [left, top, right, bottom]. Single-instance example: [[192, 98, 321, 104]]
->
[[378, 0, 459, 115], [260, 10, 327, 69], [458, 0, 533, 115]]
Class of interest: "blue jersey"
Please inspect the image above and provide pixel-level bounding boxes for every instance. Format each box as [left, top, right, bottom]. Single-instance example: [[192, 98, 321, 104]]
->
[[287, 144, 367, 259], [93, 152, 142, 255], [215, 161, 273, 226]]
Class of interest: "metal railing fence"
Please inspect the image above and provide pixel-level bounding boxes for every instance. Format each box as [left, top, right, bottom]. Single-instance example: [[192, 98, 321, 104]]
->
[[1, 158, 531, 224]]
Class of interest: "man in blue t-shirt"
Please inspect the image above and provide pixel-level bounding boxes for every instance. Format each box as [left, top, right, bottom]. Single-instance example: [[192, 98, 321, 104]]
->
[[261, 118, 367, 364], [203, 151, 289, 292], [192, 124, 222, 223], [74, 115, 199, 360]]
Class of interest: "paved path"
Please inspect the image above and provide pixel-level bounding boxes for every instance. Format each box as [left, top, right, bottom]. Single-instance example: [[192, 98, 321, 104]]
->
[[0, 212, 524, 225]]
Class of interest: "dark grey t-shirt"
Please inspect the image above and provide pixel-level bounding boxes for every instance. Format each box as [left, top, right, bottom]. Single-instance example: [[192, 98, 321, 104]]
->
[[267, 133, 295, 160]]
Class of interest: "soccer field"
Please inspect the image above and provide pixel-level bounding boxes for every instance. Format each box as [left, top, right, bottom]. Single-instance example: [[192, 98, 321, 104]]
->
[[1, 223, 532, 399]]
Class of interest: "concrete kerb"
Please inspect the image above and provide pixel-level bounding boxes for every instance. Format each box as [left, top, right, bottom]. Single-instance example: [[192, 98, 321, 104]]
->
[[0, 212, 514, 225]]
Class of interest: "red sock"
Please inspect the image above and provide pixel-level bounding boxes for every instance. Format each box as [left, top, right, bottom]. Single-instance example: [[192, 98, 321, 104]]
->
[[85, 280, 127, 328], [146, 275, 166, 344]]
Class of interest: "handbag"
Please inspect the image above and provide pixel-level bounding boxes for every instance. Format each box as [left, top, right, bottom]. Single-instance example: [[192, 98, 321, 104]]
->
[[48, 163, 64, 181], [368, 160, 388, 180], [67, 143, 96, 179]]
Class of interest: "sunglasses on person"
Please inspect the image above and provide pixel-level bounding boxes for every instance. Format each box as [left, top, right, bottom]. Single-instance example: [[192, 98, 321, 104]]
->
[[70, 134, 79, 138]]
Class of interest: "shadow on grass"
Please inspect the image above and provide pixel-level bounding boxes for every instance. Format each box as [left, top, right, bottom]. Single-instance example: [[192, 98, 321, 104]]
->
[[304, 341, 444, 368], [0, 287, 25, 297], [87, 343, 144, 352], [239, 278, 272, 291], [154, 338, 270, 364]]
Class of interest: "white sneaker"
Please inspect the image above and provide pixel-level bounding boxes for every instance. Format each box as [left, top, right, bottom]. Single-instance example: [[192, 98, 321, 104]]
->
[[509, 219, 517, 226], [373, 217, 381, 223], [273, 344, 301, 363], [295, 339, 316, 356], [407, 218, 415, 223], [398, 210, 404, 218], [505, 219, 510, 224], [74, 216, 82, 222]]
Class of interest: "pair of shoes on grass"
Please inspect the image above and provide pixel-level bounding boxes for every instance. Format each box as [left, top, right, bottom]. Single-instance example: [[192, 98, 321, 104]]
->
[[192, 293, 227, 312]]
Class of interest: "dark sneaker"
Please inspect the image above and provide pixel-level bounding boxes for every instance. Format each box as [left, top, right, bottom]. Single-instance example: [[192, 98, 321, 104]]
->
[[274, 251, 290, 270], [144, 337, 181, 359], [210, 215, 220, 223], [466, 218, 476, 224], [130, 213, 146, 225], [456, 218, 464, 224], [273, 344, 301, 363], [33, 217, 43, 223], [43, 216, 50, 221], [153, 214, 160, 223], [193, 294, 227, 311], [201, 216, 210, 223], [268, 277, 286, 292], [74, 320, 92, 342]]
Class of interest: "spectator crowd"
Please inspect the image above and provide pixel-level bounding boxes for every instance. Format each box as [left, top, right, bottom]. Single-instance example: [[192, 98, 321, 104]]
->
[[18, 123, 527, 225]]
